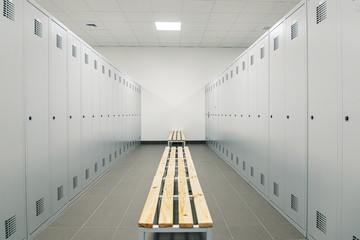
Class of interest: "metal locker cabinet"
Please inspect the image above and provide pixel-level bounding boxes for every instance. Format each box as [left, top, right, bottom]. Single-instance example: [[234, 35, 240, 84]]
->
[[232, 60, 242, 173], [248, 45, 258, 187], [99, 60, 108, 172], [283, 3, 307, 231], [0, 0, 27, 239], [49, 20, 68, 214], [104, 63, 112, 169], [113, 70, 119, 161], [239, 53, 249, 179], [80, 44, 93, 186], [108, 67, 115, 165], [67, 33, 82, 199], [122, 78, 127, 154], [91, 52, 101, 180], [228, 65, 237, 168], [218, 77, 224, 157], [307, 0, 340, 239], [256, 35, 270, 197], [341, 1, 360, 239], [269, 22, 286, 211], [118, 74, 124, 157], [24, 1, 50, 233]]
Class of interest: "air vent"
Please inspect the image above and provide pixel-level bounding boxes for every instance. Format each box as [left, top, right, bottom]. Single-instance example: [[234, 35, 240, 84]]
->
[[231, 153, 233, 161], [230, 71, 233, 78], [251, 166, 254, 177], [222, 147, 224, 154], [95, 163, 98, 173], [108, 69, 111, 77], [226, 149, 228, 157], [114, 73, 117, 80], [5, 215, 16, 239], [119, 148, 122, 155], [236, 157, 239, 165], [242, 161, 246, 170], [94, 60, 97, 69], [72, 45, 77, 58], [274, 182, 279, 197], [56, 34, 62, 49], [34, 19, 43, 38], [226, 74, 228, 80], [85, 53, 89, 64], [291, 194, 299, 212], [236, 66, 239, 74], [73, 176, 78, 189], [109, 154, 112, 162], [222, 77, 224, 83], [261, 173, 265, 186], [250, 55, 254, 65], [102, 65, 105, 74], [115, 151, 117, 158], [85, 168, 89, 180], [36, 198, 44, 216], [316, 211, 327, 234], [316, 1, 327, 24], [291, 22, 299, 40], [353, 236, 359, 240], [260, 47, 265, 59], [57, 185, 64, 201], [102, 158, 105, 167], [274, 36, 279, 51], [3, 0, 15, 21], [242, 61, 246, 70]]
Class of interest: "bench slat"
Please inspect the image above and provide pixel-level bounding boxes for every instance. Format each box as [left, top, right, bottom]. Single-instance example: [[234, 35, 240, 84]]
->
[[167, 157, 176, 177], [184, 147, 213, 228], [159, 176, 174, 227], [178, 152, 193, 227], [168, 131, 174, 141], [178, 147, 186, 177], [181, 131, 186, 141]]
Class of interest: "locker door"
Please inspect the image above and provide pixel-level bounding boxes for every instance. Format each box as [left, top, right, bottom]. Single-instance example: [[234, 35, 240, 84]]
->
[[0, 0, 27, 239], [341, 1, 360, 240], [248, 46, 258, 186], [256, 35, 270, 197], [307, 0, 340, 239], [99, 61, 108, 172], [284, 4, 307, 230], [228, 67, 236, 167], [113, 71, 119, 161], [24, 2, 50, 232], [219, 77, 225, 157], [269, 22, 286, 210], [91, 53, 100, 179], [81, 44, 92, 186], [118, 75, 124, 156], [106, 65, 112, 167], [233, 62, 242, 172], [49, 20, 68, 214], [239, 54, 249, 179], [67, 34, 82, 199]]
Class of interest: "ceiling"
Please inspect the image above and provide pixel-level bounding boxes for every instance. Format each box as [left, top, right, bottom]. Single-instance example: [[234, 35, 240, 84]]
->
[[35, 0, 300, 48]]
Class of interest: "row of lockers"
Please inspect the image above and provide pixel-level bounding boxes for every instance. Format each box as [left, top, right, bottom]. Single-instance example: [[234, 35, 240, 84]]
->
[[0, 1, 141, 239], [205, 1, 359, 240]]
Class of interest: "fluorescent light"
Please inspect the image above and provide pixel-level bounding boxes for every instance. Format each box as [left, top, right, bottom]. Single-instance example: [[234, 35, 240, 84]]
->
[[155, 22, 181, 31]]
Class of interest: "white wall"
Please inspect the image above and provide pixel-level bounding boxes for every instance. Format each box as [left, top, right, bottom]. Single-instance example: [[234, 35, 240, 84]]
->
[[95, 47, 244, 141]]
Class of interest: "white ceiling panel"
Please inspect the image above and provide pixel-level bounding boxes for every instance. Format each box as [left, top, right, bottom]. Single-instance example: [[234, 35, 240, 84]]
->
[[183, 1, 214, 13], [182, 12, 210, 22], [241, 2, 276, 14], [212, 1, 245, 13], [206, 22, 233, 31], [151, 0, 182, 12], [126, 12, 154, 22], [66, 11, 99, 22], [119, 0, 152, 12], [85, 0, 122, 11], [52, 0, 91, 11], [103, 21, 131, 30], [94, 11, 126, 21]]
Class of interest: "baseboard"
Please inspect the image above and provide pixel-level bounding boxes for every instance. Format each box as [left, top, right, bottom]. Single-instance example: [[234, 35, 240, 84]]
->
[[141, 140, 206, 144]]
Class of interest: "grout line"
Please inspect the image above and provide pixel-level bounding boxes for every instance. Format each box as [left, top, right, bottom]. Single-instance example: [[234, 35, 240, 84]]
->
[[70, 145, 147, 240], [211, 193, 235, 240], [205, 145, 276, 240]]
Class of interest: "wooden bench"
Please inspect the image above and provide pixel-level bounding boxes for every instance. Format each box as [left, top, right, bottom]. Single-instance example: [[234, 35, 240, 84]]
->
[[138, 146, 213, 240], [168, 130, 186, 147]]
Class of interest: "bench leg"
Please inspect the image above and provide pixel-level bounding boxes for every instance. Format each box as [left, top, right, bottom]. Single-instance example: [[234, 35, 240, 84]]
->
[[206, 228, 212, 240], [138, 229, 145, 240]]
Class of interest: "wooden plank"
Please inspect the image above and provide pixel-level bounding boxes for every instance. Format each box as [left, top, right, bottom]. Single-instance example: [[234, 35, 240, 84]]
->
[[167, 157, 176, 177], [181, 131, 186, 141], [178, 175, 194, 228], [168, 131, 173, 141], [177, 147, 186, 177], [162, 146, 170, 159], [170, 147, 176, 159], [158, 176, 174, 227], [184, 147, 197, 178]]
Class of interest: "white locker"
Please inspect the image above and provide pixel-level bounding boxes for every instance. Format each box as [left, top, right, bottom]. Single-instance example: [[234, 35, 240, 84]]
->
[[99, 61, 108, 171], [49, 20, 68, 214], [24, 1, 50, 232], [269, 22, 286, 210], [118, 74, 124, 156], [255, 35, 269, 197], [247, 45, 258, 186], [67, 33, 82, 199], [232, 60, 242, 172], [113, 70, 119, 161], [341, 1, 360, 240], [91, 52, 101, 179], [81, 44, 93, 186], [0, 0, 27, 239], [307, 0, 340, 239], [284, 4, 307, 230]]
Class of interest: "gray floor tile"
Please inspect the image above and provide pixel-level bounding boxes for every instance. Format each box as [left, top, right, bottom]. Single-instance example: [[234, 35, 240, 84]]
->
[[73, 227, 117, 240], [33, 227, 78, 240]]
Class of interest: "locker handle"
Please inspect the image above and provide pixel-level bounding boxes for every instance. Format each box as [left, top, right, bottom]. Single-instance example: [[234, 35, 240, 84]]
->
[[29, 116, 32, 121], [345, 116, 349, 121], [248, 115, 250, 117], [69, 116, 72, 119], [311, 116, 314, 120], [101, 115, 103, 117], [270, 115, 273, 118], [53, 116, 55, 120], [287, 115, 289, 119], [83, 116, 85, 118], [258, 115, 260, 118], [93, 115, 95, 118]]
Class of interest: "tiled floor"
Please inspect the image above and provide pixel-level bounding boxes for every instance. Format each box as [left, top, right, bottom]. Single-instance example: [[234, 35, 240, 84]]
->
[[34, 144, 307, 240]]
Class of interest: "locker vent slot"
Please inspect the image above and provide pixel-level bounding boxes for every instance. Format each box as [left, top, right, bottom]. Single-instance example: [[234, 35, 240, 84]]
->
[[236, 157, 239, 165], [109, 69, 111, 77], [226, 74, 228, 80], [260, 47, 265, 59], [231, 153, 233, 160], [260, 173, 265, 186], [36, 198, 44, 216], [230, 71, 233, 78], [57, 185, 64, 201], [242, 161, 246, 171], [236, 66, 239, 74], [274, 36, 279, 51], [34, 19, 43, 38], [222, 77, 224, 83], [85, 168, 89, 180], [72, 45, 77, 58], [119, 148, 122, 155], [250, 167, 254, 177], [316, 1, 327, 24], [291, 194, 298, 212], [250, 55, 254, 65], [85, 53, 89, 64], [102, 158, 105, 167], [353, 236, 359, 240], [222, 147, 224, 154], [5, 215, 16, 239], [115, 151, 117, 158], [316, 211, 327, 234], [114, 73, 117, 80], [109, 154, 112, 162], [73, 176, 78, 189], [3, 0, 15, 21], [95, 163, 98, 173], [56, 34, 63, 49], [242, 61, 246, 70], [226, 149, 228, 157], [273, 182, 279, 197], [94, 60, 97, 69], [291, 22, 299, 40], [102, 65, 105, 74]]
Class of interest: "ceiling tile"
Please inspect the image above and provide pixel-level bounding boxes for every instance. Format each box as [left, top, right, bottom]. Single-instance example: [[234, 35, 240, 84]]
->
[[241, 2, 276, 14], [77, 21, 107, 30], [201, 37, 222, 44], [182, 12, 210, 22], [66, 11, 99, 21], [200, 42, 221, 47], [52, 0, 91, 11], [118, 0, 152, 12], [203, 31, 227, 38], [84, 0, 122, 11], [158, 31, 181, 38], [125, 12, 154, 22], [102, 21, 131, 30], [140, 42, 160, 47], [94, 11, 126, 21], [236, 13, 268, 24], [85, 29, 113, 37], [159, 42, 180, 47], [154, 12, 181, 21], [50, 11, 72, 22], [181, 30, 204, 38], [109, 29, 134, 36], [115, 36, 138, 42], [208, 13, 238, 23], [212, 1, 245, 13], [133, 29, 158, 37], [181, 42, 200, 47], [158, 36, 180, 43], [181, 22, 207, 31], [270, 2, 299, 15], [206, 22, 232, 31], [130, 22, 157, 31], [230, 23, 263, 32], [36, 0, 62, 11], [180, 37, 202, 43], [226, 31, 251, 38], [151, 0, 182, 12], [138, 36, 159, 43], [183, 1, 214, 13]]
